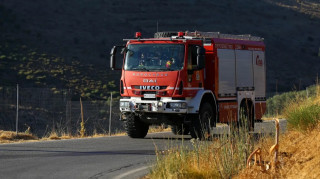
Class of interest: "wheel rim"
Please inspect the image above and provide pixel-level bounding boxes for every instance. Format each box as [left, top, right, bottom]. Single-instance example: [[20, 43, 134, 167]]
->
[[201, 111, 212, 139]]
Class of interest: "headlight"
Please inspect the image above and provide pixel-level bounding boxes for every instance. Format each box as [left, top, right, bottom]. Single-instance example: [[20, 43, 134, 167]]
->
[[158, 101, 163, 107], [120, 101, 130, 107], [168, 102, 187, 109]]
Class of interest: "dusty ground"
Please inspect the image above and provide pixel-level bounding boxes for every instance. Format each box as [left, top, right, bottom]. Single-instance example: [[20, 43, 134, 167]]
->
[[0, 126, 170, 144], [237, 123, 320, 179]]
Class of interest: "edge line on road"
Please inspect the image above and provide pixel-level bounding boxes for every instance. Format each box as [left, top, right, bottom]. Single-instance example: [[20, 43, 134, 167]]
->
[[114, 166, 150, 179]]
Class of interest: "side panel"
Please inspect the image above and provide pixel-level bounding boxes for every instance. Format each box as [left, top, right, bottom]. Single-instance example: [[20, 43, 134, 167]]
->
[[235, 50, 254, 88], [253, 51, 266, 98], [218, 101, 238, 123], [255, 102, 266, 119], [217, 49, 236, 96]]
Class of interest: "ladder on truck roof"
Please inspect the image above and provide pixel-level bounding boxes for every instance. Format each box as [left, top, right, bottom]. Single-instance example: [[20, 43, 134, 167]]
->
[[184, 31, 264, 41]]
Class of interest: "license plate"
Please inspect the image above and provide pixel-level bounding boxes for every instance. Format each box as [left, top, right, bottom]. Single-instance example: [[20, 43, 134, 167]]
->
[[144, 93, 155, 98]]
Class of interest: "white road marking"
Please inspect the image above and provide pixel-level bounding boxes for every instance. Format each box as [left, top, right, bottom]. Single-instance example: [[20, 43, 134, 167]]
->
[[114, 166, 150, 179]]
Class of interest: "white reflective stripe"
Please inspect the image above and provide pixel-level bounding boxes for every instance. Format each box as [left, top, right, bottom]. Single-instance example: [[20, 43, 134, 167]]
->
[[218, 98, 237, 101], [127, 87, 132, 89], [168, 87, 175, 90], [184, 87, 204, 90]]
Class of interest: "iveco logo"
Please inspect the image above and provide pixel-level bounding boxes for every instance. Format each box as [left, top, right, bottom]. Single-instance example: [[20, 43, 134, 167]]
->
[[140, 86, 160, 90], [143, 79, 157, 83]]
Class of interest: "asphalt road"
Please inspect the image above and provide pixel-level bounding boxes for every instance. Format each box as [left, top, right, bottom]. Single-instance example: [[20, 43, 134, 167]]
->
[[0, 119, 286, 179]]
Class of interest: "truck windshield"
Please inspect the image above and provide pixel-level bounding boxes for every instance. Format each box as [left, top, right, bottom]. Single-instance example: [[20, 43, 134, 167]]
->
[[124, 44, 185, 71]]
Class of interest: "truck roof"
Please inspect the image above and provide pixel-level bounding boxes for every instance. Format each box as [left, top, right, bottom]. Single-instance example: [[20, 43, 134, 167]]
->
[[124, 31, 265, 49]]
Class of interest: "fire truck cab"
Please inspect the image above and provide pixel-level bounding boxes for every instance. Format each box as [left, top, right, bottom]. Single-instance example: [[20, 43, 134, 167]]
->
[[110, 31, 266, 139]]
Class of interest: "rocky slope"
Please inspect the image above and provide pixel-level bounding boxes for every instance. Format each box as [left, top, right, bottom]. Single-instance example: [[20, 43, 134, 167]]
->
[[1, 0, 320, 93]]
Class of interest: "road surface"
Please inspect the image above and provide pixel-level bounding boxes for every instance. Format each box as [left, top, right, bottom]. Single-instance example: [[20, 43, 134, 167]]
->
[[0, 119, 286, 179]]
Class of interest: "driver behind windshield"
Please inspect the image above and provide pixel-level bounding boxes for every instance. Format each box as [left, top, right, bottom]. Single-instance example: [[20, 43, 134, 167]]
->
[[125, 44, 184, 71]]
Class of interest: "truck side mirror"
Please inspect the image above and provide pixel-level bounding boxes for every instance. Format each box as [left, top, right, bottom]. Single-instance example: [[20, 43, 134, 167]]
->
[[110, 45, 125, 70], [197, 46, 205, 69]]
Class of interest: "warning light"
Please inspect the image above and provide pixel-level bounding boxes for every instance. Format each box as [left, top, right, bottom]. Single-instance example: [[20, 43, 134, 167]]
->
[[135, 32, 141, 38], [178, 31, 184, 37]]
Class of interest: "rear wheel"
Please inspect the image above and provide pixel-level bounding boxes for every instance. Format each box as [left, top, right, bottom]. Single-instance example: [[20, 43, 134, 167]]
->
[[125, 114, 149, 138], [190, 103, 216, 140], [171, 124, 189, 135], [239, 99, 254, 131]]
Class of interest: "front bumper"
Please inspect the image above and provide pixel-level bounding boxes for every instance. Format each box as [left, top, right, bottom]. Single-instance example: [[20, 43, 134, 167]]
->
[[120, 97, 190, 114]]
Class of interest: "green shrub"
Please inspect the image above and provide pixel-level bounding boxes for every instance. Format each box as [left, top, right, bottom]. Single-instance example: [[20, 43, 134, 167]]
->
[[285, 103, 320, 131], [266, 85, 319, 117]]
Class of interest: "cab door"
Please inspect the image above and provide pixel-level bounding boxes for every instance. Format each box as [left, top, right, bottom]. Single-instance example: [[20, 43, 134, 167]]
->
[[185, 44, 205, 97]]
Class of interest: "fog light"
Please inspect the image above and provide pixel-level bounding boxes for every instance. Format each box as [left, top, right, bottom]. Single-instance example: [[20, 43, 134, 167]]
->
[[120, 101, 129, 107], [181, 102, 187, 109]]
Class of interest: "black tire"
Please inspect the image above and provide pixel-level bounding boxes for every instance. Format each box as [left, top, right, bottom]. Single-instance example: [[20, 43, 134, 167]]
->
[[154, 32, 178, 38], [190, 103, 216, 140], [171, 124, 189, 135], [239, 99, 254, 132], [125, 114, 149, 138]]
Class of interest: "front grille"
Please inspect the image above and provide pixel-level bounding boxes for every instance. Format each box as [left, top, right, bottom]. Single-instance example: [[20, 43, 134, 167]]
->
[[141, 97, 161, 100], [133, 85, 168, 90], [142, 91, 156, 95]]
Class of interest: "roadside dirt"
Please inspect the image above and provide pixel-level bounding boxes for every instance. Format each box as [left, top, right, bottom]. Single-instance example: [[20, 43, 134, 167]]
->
[[236, 123, 320, 178]]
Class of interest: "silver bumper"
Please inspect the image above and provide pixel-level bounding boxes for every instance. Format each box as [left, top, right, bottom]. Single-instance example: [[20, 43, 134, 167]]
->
[[119, 97, 190, 114]]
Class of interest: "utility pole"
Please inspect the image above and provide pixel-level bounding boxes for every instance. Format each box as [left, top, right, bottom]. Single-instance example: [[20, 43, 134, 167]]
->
[[157, 21, 159, 32], [16, 84, 19, 135], [109, 92, 112, 136]]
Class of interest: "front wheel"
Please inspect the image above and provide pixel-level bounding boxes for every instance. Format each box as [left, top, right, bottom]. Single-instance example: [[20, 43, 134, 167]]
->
[[125, 114, 149, 138], [190, 103, 216, 140]]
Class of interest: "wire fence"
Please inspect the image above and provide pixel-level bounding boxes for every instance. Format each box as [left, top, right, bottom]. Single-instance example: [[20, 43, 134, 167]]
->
[[0, 86, 123, 137]]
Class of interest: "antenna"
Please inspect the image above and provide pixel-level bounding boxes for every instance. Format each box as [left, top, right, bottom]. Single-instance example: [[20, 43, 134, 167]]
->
[[157, 21, 159, 32]]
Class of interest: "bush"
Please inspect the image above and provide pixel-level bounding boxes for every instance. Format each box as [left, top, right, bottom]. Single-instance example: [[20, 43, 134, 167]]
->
[[281, 84, 320, 131], [285, 103, 320, 131], [266, 85, 320, 117]]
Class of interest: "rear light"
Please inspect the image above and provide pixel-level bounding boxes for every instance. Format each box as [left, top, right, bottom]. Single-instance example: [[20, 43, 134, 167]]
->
[[178, 31, 184, 37], [179, 81, 183, 95], [135, 32, 141, 38]]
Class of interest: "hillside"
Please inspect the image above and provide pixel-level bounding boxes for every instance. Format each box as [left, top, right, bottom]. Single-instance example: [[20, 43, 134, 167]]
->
[[1, 0, 320, 93]]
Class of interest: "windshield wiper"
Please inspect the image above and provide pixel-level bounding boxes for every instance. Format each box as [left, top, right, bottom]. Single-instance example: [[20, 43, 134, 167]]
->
[[130, 67, 149, 71], [152, 68, 174, 71]]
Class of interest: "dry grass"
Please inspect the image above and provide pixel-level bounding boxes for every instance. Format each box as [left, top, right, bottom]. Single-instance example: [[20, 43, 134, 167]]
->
[[266, 0, 320, 18], [237, 86, 320, 178], [0, 130, 38, 143], [236, 123, 320, 178], [0, 125, 171, 144], [148, 125, 254, 179], [149, 125, 171, 133]]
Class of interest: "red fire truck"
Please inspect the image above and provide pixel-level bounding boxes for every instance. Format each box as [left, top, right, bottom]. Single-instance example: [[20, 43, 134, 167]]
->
[[110, 31, 266, 139]]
